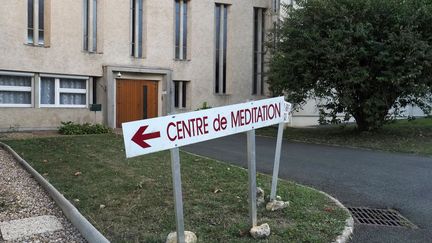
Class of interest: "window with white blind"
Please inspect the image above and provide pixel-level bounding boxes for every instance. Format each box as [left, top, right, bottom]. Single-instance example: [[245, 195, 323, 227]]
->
[[0, 74, 33, 107], [175, 0, 188, 60], [40, 76, 88, 108]]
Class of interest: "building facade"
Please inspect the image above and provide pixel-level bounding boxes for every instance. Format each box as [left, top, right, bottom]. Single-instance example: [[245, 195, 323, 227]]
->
[[0, 0, 285, 131]]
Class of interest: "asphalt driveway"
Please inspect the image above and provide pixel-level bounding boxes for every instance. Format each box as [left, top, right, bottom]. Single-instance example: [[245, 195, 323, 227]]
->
[[183, 133, 432, 242]]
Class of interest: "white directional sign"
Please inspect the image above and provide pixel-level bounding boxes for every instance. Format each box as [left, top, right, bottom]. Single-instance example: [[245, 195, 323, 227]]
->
[[122, 97, 292, 158]]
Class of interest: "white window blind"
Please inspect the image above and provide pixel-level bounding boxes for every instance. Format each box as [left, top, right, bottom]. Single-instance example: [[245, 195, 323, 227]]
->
[[40, 76, 88, 108], [0, 75, 33, 107]]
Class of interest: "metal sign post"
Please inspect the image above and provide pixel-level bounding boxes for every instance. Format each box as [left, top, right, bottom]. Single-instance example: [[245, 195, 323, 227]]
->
[[270, 122, 285, 201], [170, 148, 185, 243], [247, 130, 257, 227]]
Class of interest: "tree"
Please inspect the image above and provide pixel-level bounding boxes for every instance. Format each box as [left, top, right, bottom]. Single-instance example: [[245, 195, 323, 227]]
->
[[269, 0, 432, 131]]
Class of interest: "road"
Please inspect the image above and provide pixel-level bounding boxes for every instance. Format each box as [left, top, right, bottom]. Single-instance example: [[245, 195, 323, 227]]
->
[[183, 133, 432, 242]]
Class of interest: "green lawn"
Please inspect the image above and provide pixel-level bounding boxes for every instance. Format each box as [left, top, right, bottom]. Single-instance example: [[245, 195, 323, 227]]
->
[[259, 117, 432, 156], [4, 134, 348, 242]]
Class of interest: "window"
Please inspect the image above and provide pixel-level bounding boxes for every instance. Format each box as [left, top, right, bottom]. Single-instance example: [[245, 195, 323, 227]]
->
[[83, 0, 97, 52], [27, 0, 34, 43], [174, 81, 187, 109], [131, 0, 144, 58], [253, 8, 266, 95], [215, 3, 228, 94], [27, 0, 45, 45], [272, 0, 280, 13], [38, 0, 44, 44], [175, 0, 188, 60], [0, 74, 33, 107], [40, 76, 88, 107]]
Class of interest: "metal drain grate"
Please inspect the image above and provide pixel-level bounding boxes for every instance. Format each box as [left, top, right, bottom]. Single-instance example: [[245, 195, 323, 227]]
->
[[348, 207, 417, 228]]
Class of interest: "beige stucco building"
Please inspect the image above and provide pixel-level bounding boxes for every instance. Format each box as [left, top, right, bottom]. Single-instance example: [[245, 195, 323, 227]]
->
[[0, 0, 289, 131]]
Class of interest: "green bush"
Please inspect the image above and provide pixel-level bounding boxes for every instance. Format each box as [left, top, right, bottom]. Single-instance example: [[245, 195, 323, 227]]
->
[[59, 121, 111, 135], [195, 102, 213, 111]]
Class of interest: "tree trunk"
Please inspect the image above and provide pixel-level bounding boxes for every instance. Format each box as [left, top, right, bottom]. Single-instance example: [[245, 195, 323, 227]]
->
[[352, 113, 370, 131], [352, 107, 389, 131]]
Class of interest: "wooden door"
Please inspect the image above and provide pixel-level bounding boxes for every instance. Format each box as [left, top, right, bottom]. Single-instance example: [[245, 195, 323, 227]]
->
[[116, 80, 158, 128]]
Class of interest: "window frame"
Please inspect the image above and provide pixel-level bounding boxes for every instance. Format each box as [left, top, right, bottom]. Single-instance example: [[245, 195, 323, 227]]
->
[[27, 0, 34, 44], [0, 71, 34, 108], [174, 0, 188, 60], [83, 0, 98, 52], [92, 0, 97, 51], [173, 80, 188, 109], [272, 0, 280, 13], [253, 7, 266, 95], [27, 0, 46, 46], [83, 0, 89, 51], [215, 3, 228, 94], [39, 74, 89, 108], [38, 0, 45, 45], [131, 0, 144, 58]]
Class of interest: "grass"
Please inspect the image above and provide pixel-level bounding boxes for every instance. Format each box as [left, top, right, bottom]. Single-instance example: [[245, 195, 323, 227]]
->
[[3, 134, 348, 243], [258, 117, 432, 156]]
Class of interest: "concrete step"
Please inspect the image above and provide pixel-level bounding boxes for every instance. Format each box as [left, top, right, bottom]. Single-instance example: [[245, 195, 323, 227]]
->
[[0, 215, 63, 241]]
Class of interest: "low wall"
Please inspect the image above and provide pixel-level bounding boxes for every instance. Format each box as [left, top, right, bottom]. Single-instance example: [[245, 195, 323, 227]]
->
[[0, 108, 103, 132]]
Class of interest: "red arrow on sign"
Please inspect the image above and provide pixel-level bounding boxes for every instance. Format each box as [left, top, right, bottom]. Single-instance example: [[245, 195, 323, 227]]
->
[[131, 125, 161, 148]]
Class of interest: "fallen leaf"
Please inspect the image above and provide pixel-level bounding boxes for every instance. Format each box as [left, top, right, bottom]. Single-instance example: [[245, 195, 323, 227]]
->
[[136, 182, 144, 189], [239, 228, 250, 237], [74, 172, 82, 176], [73, 199, 80, 202], [43, 160, 48, 163], [100, 204, 106, 209], [324, 207, 333, 212], [213, 188, 222, 194]]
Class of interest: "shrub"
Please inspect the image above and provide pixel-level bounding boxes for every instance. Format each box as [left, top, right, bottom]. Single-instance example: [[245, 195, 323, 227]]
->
[[59, 121, 111, 135], [195, 102, 213, 111]]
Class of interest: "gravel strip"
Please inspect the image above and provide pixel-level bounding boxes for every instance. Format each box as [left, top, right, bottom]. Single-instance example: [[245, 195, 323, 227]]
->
[[0, 148, 86, 243]]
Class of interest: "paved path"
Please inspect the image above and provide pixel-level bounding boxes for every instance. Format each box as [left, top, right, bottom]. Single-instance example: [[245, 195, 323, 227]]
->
[[184, 134, 432, 243]]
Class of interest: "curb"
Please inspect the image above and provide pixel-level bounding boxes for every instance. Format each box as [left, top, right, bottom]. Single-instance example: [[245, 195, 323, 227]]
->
[[0, 142, 110, 243], [300, 184, 354, 243], [181, 150, 354, 243], [326, 194, 354, 243]]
